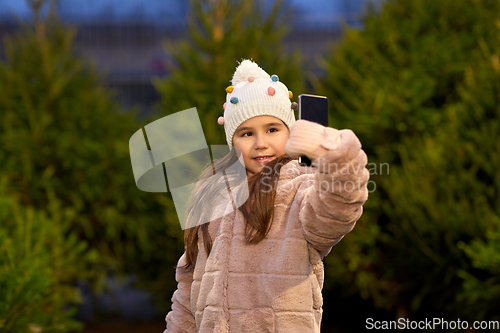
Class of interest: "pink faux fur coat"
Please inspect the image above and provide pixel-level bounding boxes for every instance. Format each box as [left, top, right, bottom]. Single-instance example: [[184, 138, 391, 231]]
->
[[165, 121, 370, 332]]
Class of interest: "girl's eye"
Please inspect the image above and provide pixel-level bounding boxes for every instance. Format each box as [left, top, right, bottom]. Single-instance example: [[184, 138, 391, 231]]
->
[[241, 128, 277, 137]]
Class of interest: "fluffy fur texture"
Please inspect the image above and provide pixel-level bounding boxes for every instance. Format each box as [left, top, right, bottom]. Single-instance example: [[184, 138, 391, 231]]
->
[[165, 121, 370, 332]]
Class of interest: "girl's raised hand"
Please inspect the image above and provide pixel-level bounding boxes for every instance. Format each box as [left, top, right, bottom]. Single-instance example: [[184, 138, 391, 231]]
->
[[285, 119, 342, 161]]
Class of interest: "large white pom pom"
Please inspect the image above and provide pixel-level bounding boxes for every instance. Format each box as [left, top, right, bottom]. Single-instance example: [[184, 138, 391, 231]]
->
[[232, 59, 270, 85]]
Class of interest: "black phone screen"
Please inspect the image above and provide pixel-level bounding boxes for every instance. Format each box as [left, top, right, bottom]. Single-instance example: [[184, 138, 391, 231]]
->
[[298, 94, 329, 166], [298, 94, 328, 126]]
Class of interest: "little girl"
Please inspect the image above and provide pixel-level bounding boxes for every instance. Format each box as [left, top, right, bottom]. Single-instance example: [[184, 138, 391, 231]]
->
[[165, 60, 369, 332]]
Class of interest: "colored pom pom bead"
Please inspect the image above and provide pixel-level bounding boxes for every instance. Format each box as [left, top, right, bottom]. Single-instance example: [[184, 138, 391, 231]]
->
[[271, 74, 279, 82], [230, 96, 239, 104], [226, 86, 234, 93], [291, 102, 298, 110], [223, 102, 226, 109], [288, 91, 293, 99], [247, 76, 255, 82], [218, 116, 225, 125], [267, 87, 276, 96]]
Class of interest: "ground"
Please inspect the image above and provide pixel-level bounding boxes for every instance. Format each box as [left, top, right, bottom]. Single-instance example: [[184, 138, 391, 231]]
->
[[78, 319, 166, 333]]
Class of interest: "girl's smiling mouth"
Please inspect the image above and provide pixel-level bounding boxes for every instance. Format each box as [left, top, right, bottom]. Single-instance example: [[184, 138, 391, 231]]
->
[[253, 155, 274, 163]]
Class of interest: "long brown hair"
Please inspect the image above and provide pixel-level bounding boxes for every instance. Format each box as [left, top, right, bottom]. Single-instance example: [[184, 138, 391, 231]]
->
[[182, 149, 295, 269]]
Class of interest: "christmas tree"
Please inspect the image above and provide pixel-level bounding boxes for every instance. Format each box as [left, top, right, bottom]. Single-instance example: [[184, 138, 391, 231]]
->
[[153, 0, 305, 145], [0, 0, 184, 314], [316, 0, 500, 322]]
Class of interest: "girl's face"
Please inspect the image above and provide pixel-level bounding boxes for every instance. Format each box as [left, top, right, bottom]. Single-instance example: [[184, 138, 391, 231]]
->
[[232, 116, 290, 176]]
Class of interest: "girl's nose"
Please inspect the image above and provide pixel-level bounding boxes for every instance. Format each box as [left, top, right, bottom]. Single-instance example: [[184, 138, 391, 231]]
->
[[254, 135, 269, 149]]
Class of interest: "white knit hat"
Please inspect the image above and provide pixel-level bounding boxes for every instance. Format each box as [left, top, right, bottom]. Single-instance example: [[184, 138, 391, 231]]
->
[[218, 60, 296, 149]]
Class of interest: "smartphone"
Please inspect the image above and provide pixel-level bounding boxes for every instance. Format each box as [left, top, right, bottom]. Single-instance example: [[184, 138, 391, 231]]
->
[[298, 94, 329, 166]]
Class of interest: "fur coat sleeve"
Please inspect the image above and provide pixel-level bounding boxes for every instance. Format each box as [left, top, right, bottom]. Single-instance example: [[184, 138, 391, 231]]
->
[[165, 253, 197, 332], [285, 120, 370, 259]]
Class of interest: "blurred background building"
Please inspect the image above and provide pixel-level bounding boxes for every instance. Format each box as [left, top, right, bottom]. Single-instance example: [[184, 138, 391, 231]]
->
[[0, 0, 368, 116]]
